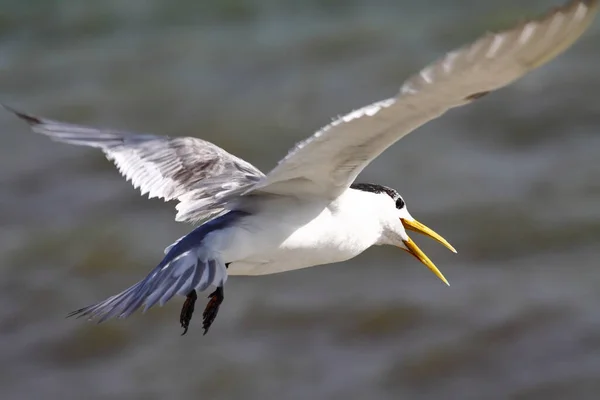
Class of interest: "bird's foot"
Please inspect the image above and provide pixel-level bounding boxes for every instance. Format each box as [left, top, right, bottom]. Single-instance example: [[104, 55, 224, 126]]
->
[[202, 286, 224, 335], [180, 290, 197, 336]]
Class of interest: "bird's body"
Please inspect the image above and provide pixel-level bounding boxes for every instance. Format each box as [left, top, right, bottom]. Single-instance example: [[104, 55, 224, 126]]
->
[[223, 187, 396, 276], [4, 0, 597, 334]]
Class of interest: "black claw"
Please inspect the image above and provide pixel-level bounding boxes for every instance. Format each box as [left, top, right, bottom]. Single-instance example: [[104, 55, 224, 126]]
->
[[202, 286, 224, 335], [180, 290, 197, 336]]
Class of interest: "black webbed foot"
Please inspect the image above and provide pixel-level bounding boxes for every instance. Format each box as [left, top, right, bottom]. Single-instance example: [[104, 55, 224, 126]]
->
[[202, 286, 224, 335], [180, 290, 197, 336]]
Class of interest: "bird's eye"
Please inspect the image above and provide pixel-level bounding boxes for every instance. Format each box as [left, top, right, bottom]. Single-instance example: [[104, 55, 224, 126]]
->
[[395, 197, 405, 209]]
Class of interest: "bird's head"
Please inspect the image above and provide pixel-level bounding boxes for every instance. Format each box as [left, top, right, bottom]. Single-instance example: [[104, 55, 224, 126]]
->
[[351, 183, 456, 286]]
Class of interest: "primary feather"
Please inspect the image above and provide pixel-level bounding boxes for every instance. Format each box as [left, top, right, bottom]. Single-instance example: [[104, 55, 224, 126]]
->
[[3, 1, 596, 218], [2, 106, 264, 223], [253, 0, 598, 197]]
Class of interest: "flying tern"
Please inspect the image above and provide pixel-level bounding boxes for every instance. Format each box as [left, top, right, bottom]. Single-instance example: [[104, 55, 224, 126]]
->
[[4, 0, 597, 335]]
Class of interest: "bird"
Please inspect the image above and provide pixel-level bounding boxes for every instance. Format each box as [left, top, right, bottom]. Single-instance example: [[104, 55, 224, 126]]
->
[[4, 0, 597, 335]]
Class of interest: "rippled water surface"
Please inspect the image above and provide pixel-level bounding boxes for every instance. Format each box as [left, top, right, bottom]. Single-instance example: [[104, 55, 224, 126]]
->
[[1, 1, 600, 399]]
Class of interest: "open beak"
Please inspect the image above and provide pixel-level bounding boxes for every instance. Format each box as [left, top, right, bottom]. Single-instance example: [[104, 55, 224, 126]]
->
[[400, 218, 455, 286], [401, 219, 456, 254], [402, 238, 450, 286]]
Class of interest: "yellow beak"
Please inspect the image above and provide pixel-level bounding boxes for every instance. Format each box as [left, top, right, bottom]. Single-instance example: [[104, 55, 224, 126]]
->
[[401, 218, 457, 253], [402, 238, 450, 286], [400, 218, 455, 286]]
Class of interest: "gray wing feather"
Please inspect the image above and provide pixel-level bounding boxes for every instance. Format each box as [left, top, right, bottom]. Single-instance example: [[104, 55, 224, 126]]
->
[[253, 0, 598, 196], [3, 106, 265, 223], [66, 210, 242, 322], [68, 250, 227, 322]]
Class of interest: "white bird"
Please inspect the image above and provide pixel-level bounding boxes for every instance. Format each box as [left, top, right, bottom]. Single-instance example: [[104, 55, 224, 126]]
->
[[5, 0, 597, 335]]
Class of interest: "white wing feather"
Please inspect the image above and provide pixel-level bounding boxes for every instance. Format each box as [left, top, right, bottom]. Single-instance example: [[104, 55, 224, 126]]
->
[[6, 1, 596, 220], [254, 0, 598, 197], [3, 109, 264, 223]]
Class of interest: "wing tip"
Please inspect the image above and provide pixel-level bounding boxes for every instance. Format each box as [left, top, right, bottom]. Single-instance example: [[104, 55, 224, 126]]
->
[[577, 0, 598, 8], [543, 0, 598, 26], [562, 0, 598, 20], [539, 0, 597, 17], [1, 103, 43, 126], [491, 0, 598, 45], [66, 306, 93, 320]]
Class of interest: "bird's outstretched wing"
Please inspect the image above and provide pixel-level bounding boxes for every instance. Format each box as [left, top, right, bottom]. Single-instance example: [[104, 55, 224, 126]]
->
[[6, 1, 596, 214], [3, 107, 265, 222], [67, 211, 243, 323], [253, 0, 598, 197]]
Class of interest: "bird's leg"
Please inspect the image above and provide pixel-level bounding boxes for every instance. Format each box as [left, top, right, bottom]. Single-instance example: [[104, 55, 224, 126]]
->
[[179, 263, 228, 336], [180, 289, 197, 336], [202, 286, 224, 335], [201, 262, 229, 335]]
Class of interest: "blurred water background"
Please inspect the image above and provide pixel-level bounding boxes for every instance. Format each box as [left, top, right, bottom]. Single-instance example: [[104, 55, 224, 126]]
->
[[1, 1, 599, 399]]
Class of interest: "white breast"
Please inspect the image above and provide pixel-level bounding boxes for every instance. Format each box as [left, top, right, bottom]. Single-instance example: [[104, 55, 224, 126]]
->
[[208, 189, 390, 276]]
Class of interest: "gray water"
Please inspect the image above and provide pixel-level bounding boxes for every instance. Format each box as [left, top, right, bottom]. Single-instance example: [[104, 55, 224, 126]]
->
[[1, 1, 600, 399]]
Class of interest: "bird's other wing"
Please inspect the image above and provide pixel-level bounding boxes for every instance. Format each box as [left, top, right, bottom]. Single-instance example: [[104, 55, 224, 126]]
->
[[4, 106, 265, 223], [67, 210, 244, 323], [251, 0, 598, 197]]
